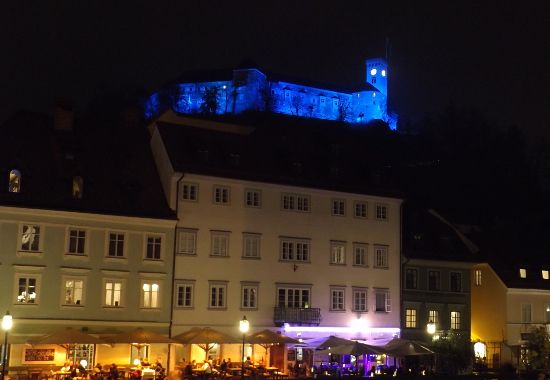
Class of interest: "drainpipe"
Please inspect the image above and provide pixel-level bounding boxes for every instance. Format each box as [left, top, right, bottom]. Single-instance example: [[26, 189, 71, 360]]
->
[[168, 173, 185, 373]]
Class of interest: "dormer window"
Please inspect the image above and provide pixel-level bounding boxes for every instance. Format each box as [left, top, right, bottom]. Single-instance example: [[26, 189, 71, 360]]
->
[[72, 176, 84, 199], [9, 169, 21, 193], [520, 268, 527, 278], [543, 270, 549, 280]]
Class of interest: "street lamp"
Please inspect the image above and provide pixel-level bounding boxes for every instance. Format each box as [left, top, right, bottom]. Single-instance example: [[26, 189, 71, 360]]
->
[[239, 316, 249, 380], [2, 312, 13, 380], [426, 320, 436, 336]]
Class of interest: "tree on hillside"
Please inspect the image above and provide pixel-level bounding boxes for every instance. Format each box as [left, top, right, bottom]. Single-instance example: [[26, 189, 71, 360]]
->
[[431, 331, 472, 375]]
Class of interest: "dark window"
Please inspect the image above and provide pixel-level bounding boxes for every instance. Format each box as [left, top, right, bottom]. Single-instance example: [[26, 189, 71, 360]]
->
[[428, 270, 441, 291], [405, 269, 418, 289]]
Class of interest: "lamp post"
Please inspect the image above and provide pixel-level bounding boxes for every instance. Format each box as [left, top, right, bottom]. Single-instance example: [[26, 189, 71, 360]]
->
[[426, 320, 436, 336], [239, 316, 249, 380], [2, 312, 13, 380]]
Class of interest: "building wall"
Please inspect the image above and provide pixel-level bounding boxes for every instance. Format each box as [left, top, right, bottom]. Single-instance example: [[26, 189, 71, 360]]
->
[[170, 173, 402, 343], [506, 289, 550, 345]]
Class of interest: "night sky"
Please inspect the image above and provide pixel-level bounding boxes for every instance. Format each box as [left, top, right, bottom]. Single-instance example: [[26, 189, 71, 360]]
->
[[1, 1, 548, 138]]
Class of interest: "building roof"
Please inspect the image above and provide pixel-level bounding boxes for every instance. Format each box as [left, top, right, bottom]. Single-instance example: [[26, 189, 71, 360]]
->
[[154, 113, 403, 199], [489, 262, 550, 291], [0, 111, 175, 220]]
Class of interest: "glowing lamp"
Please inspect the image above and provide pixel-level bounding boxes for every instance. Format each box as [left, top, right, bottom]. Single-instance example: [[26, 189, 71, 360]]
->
[[1, 313, 12, 331], [134, 359, 141, 366], [426, 321, 436, 335], [80, 359, 88, 368], [474, 342, 486, 358], [370, 68, 377, 76], [381, 70, 386, 77]]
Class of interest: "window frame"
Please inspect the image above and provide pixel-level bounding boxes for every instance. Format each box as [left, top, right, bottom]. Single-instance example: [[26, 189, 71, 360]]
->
[[62, 276, 86, 306], [353, 201, 368, 219], [373, 245, 389, 269], [19, 224, 43, 253], [175, 281, 194, 309], [144, 234, 163, 261], [67, 228, 87, 256], [181, 182, 199, 202], [244, 189, 262, 208], [330, 241, 346, 265], [103, 279, 125, 308], [428, 270, 441, 291], [374, 288, 391, 312], [405, 308, 417, 328], [405, 268, 418, 289], [276, 285, 311, 308], [177, 228, 197, 256], [106, 231, 126, 258], [281, 193, 311, 213], [210, 231, 230, 257], [450, 311, 461, 330], [141, 280, 161, 309], [450, 271, 463, 292], [208, 282, 228, 309], [241, 282, 259, 310], [330, 287, 346, 311], [428, 310, 439, 327], [14, 274, 41, 304], [352, 243, 368, 267], [279, 237, 311, 263], [352, 287, 368, 312], [474, 269, 482, 286], [212, 185, 231, 205], [331, 199, 346, 217], [242, 233, 261, 259], [375, 203, 389, 221]]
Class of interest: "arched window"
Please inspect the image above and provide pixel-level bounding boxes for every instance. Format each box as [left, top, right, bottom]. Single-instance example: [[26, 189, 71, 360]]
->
[[9, 169, 21, 193], [72, 176, 84, 199]]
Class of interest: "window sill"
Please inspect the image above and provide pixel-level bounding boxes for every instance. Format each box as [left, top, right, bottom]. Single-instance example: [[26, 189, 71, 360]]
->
[[352, 264, 369, 268], [103, 305, 125, 310], [209, 255, 230, 258], [207, 307, 228, 311], [329, 263, 347, 266], [143, 259, 165, 265], [64, 253, 89, 261], [373, 266, 389, 270], [329, 309, 346, 313], [17, 250, 43, 258], [104, 256, 129, 264], [241, 256, 261, 260], [62, 304, 85, 308], [140, 307, 161, 311]]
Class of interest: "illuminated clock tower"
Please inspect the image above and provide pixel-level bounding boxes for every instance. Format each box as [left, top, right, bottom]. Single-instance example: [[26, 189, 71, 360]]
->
[[365, 58, 388, 97]]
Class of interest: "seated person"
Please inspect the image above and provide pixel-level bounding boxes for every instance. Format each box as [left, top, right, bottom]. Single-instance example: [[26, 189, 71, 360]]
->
[[141, 358, 151, 368], [244, 357, 253, 369], [61, 362, 72, 372], [155, 361, 166, 380], [108, 364, 119, 380]]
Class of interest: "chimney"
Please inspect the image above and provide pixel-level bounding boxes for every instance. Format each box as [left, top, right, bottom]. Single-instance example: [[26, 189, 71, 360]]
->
[[54, 102, 74, 131]]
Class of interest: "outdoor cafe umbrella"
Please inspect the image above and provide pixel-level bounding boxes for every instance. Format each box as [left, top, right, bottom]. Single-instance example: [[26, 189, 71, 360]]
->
[[383, 338, 434, 356], [246, 329, 301, 359], [103, 328, 176, 360], [316, 336, 355, 349], [172, 327, 240, 359], [29, 327, 106, 345], [317, 341, 384, 357]]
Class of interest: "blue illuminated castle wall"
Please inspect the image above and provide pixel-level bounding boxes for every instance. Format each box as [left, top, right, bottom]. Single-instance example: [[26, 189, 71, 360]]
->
[[145, 58, 397, 129]]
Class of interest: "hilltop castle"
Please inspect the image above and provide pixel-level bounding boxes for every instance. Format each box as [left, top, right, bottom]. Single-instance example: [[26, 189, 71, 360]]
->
[[145, 58, 398, 129]]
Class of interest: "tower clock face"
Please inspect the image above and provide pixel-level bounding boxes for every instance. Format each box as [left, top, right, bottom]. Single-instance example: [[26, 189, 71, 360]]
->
[[370, 68, 377, 76], [382, 70, 386, 77]]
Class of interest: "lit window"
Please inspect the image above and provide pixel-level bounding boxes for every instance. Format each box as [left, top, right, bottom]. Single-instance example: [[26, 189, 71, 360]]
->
[[209, 283, 227, 309], [450, 311, 461, 330], [330, 288, 345, 311], [181, 182, 199, 201], [104, 280, 122, 307], [20, 224, 41, 252], [370, 68, 377, 76], [145, 235, 162, 260], [428, 270, 441, 291], [450, 272, 462, 292], [331, 199, 346, 216], [375, 204, 388, 221], [242, 233, 261, 259], [375, 289, 391, 312], [64, 279, 84, 305], [520, 268, 527, 278], [330, 241, 346, 265], [545, 305, 550, 323], [475, 269, 482, 286], [68, 229, 86, 255], [16, 276, 38, 303], [281, 193, 310, 212], [107, 232, 125, 257], [354, 201, 367, 218], [211, 231, 230, 257], [9, 169, 21, 193], [142, 282, 160, 308], [429, 310, 439, 326], [176, 283, 194, 308], [277, 287, 310, 308], [241, 284, 258, 309], [373, 245, 389, 268], [72, 176, 84, 199], [280, 238, 310, 262], [244, 189, 261, 208], [405, 309, 417, 328], [213, 185, 230, 204], [543, 270, 549, 280], [353, 243, 368, 266], [177, 229, 197, 255], [352, 288, 368, 312], [381, 69, 386, 77]]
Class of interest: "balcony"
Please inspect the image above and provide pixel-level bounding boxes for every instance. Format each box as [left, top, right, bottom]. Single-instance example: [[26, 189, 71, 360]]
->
[[273, 307, 321, 327]]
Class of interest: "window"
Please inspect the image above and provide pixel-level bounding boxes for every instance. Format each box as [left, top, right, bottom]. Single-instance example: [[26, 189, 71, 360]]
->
[[545, 305, 550, 323], [521, 304, 532, 323], [104, 280, 123, 307], [280, 238, 310, 262], [428, 270, 441, 291], [331, 199, 346, 216], [373, 245, 388, 268], [9, 169, 21, 193], [209, 283, 227, 309], [145, 235, 162, 260], [543, 270, 549, 280], [20, 224, 41, 252], [107, 232, 125, 257], [211, 231, 230, 257], [352, 288, 368, 312], [277, 287, 310, 308], [354, 201, 368, 218], [330, 288, 345, 311], [405, 269, 418, 289], [176, 283, 194, 308], [375, 289, 391, 312], [64, 279, 84, 305], [450, 311, 461, 330], [181, 182, 199, 201], [242, 233, 261, 259], [72, 176, 84, 199], [177, 229, 197, 255], [281, 193, 310, 212], [405, 309, 417, 328], [520, 268, 527, 278], [375, 204, 388, 221], [330, 241, 346, 265], [68, 229, 86, 255], [429, 310, 439, 326], [142, 282, 160, 308], [353, 243, 368, 266], [450, 272, 462, 292], [474, 269, 482, 286], [241, 283, 258, 309], [16, 276, 38, 303], [245, 189, 261, 208], [213, 185, 230, 204]]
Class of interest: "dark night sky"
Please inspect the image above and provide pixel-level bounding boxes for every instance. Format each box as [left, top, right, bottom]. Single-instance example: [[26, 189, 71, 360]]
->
[[1, 1, 549, 138]]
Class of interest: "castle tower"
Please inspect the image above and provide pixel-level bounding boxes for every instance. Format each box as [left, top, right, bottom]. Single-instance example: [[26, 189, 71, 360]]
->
[[365, 58, 388, 97]]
